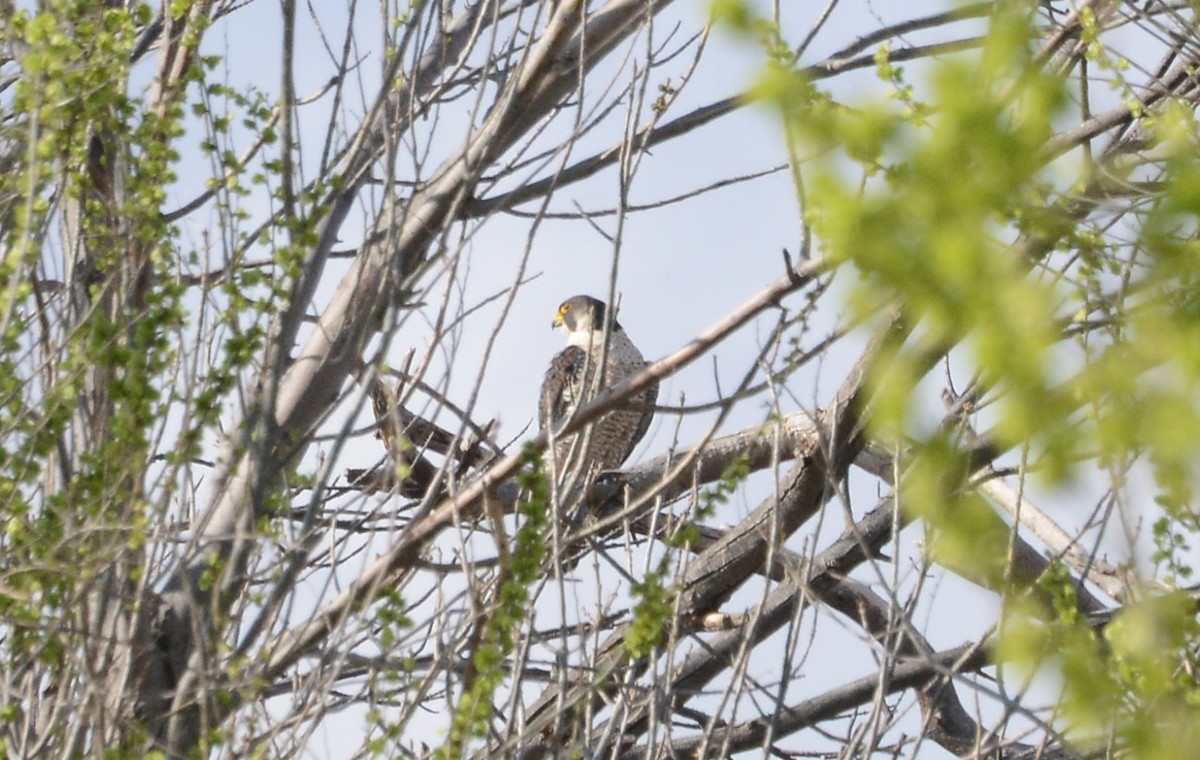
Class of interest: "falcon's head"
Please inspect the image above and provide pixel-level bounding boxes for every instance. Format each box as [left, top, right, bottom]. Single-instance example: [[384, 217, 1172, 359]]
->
[[553, 295, 623, 346]]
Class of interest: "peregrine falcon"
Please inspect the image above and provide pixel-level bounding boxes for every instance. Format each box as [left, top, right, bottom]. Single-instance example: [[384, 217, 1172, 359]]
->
[[539, 295, 657, 480]]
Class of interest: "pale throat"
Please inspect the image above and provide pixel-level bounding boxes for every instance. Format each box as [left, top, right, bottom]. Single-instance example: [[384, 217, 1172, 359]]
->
[[565, 328, 609, 350]]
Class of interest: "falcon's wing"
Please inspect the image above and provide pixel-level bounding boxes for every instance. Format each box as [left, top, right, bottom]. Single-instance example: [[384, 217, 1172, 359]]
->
[[539, 345, 586, 432], [618, 368, 658, 465]]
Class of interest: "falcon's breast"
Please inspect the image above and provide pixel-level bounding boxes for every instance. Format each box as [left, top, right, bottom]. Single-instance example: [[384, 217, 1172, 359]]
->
[[539, 328, 657, 476]]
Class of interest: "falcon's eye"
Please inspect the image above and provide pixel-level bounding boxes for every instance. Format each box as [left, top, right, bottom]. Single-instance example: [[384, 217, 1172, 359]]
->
[[559, 303, 571, 314]]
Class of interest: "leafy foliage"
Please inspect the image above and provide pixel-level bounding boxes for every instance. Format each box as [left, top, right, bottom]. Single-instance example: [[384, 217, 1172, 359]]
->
[[725, 1, 1200, 756], [439, 445, 550, 757]]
